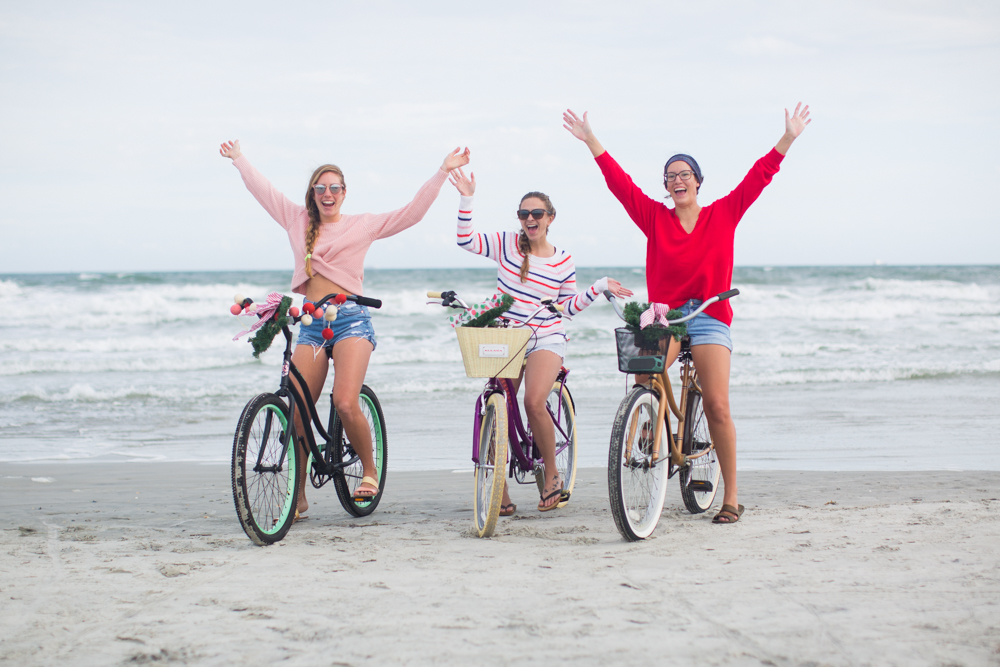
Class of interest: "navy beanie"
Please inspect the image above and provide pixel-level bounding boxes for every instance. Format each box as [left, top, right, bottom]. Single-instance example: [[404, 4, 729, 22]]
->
[[664, 154, 703, 186]]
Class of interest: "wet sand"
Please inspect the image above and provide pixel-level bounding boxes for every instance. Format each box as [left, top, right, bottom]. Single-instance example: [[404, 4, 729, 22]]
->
[[2, 464, 999, 666]]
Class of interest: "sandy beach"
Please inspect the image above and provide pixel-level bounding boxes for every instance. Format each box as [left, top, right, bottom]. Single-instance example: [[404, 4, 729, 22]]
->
[[2, 463, 998, 666]]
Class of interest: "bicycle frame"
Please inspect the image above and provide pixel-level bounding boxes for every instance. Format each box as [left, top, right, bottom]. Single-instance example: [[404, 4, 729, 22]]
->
[[606, 288, 738, 472], [245, 291, 381, 480], [470, 368, 573, 481]]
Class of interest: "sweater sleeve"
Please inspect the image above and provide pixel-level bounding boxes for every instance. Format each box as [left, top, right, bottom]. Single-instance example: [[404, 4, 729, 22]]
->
[[232, 156, 304, 230], [556, 263, 610, 317], [714, 148, 784, 226], [594, 152, 662, 237], [366, 168, 449, 240], [456, 195, 502, 260]]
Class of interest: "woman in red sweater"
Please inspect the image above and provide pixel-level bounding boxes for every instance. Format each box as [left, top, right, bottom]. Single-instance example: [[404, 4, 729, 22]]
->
[[563, 104, 811, 524]]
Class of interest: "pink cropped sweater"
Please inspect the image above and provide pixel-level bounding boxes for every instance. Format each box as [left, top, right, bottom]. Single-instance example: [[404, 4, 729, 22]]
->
[[233, 156, 448, 296]]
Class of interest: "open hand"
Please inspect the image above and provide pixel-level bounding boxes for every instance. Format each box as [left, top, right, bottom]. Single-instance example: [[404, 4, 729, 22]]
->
[[219, 140, 242, 160], [442, 147, 471, 173], [785, 103, 811, 140], [562, 109, 593, 142], [448, 167, 476, 196], [607, 279, 633, 299]]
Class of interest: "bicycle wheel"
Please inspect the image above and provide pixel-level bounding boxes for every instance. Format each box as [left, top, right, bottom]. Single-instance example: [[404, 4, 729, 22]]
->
[[608, 386, 670, 541], [473, 392, 508, 538], [679, 386, 720, 513], [232, 393, 300, 545], [332, 385, 388, 517], [547, 382, 578, 499]]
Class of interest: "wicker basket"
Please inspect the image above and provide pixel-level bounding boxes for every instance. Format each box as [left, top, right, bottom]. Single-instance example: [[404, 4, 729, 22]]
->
[[455, 327, 532, 379]]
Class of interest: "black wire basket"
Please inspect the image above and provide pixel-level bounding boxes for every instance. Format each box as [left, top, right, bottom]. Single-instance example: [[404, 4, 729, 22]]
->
[[614, 328, 667, 374]]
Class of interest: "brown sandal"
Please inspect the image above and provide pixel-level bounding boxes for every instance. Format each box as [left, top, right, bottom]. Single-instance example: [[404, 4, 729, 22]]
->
[[712, 504, 744, 524]]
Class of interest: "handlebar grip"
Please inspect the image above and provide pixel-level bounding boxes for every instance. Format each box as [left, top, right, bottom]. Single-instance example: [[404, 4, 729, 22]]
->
[[717, 289, 740, 302], [555, 303, 564, 312], [427, 291, 443, 299], [353, 295, 382, 309]]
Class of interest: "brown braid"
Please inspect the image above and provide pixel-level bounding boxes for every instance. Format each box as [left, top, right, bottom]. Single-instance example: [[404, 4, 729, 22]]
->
[[517, 191, 556, 283], [303, 164, 346, 278]]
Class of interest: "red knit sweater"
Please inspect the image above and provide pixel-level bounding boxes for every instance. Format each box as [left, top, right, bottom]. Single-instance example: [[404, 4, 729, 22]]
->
[[595, 149, 784, 326]]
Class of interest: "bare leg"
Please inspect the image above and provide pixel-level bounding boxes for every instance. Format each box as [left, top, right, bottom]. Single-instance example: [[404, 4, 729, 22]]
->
[[329, 337, 377, 495], [521, 351, 565, 510], [688, 344, 737, 511], [289, 345, 331, 515]]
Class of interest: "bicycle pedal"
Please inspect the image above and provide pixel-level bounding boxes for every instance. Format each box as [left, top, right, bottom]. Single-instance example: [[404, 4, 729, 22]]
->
[[687, 480, 714, 493]]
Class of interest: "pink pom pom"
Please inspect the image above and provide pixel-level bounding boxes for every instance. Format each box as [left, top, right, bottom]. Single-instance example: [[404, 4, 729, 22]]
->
[[289, 306, 300, 318], [230, 304, 242, 315]]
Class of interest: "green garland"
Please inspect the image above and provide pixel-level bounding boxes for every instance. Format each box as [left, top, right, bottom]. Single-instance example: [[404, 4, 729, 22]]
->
[[623, 301, 687, 349], [462, 293, 515, 328], [248, 296, 293, 358]]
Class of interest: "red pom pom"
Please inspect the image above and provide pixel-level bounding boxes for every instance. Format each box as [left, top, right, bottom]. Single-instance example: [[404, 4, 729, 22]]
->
[[289, 306, 300, 318], [229, 304, 242, 315], [321, 327, 334, 340], [302, 303, 315, 314], [334, 293, 347, 305]]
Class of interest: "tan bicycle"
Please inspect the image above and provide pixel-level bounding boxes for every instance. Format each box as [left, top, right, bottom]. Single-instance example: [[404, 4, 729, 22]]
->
[[604, 289, 738, 541]]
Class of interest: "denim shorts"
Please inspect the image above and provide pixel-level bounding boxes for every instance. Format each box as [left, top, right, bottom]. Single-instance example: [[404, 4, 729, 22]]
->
[[295, 300, 377, 352], [525, 333, 567, 361], [678, 299, 732, 351]]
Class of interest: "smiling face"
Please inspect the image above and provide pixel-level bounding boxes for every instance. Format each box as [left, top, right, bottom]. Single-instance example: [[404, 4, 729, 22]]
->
[[518, 196, 553, 245], [665, 160, 700, 206], [313, 171, 346, 220]]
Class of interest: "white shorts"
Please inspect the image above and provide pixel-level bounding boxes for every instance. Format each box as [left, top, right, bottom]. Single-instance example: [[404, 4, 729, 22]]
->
[[525, 334, 567, 361]]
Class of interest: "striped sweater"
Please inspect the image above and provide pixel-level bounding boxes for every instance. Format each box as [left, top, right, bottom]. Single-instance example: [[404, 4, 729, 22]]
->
[[233, 155, 448, 296], [456, 195, 608, 344]]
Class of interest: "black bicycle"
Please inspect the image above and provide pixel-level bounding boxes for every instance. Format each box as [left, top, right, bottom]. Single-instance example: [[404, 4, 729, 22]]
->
[[230, 292, 387, 545]]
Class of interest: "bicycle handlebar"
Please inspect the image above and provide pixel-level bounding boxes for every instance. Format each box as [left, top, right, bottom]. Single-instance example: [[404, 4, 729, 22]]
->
[[603, 288, 740, 324], [426, 289, 566, 322]]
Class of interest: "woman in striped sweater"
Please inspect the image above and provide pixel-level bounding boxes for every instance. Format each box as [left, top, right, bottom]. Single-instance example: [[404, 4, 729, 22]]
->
[[451, 167, 633, 512]]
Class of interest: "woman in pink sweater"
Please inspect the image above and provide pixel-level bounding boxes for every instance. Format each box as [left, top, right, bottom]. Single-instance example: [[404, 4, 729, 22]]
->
[[220, 140, 470, 516], [563, 104, 810, 524]]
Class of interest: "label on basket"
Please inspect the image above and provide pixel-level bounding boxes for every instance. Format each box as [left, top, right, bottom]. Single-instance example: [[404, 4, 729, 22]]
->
[[478, 343, 510, 358]]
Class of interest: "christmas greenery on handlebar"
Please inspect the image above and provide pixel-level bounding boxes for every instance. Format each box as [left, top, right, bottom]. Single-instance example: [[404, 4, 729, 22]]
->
[[450, 293, 515, 328], [249, 295, 292, 358], [623, 301, 687, 347]]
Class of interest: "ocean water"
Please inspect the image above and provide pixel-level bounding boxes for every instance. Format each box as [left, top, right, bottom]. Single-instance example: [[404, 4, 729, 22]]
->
[[1, 266, 999, 470]]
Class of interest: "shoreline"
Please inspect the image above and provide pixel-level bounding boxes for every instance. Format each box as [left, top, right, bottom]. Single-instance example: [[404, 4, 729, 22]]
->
[[2, 464, 999, 665]]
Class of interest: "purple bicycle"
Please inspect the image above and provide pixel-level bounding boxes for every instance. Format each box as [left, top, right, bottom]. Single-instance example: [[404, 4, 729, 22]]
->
[[428, 291, 578, 538]]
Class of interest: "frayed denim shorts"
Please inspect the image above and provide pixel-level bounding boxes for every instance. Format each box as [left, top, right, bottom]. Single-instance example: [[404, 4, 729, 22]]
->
[[295, 300, 377, 352], [525, 333, 567, 361], [678, 299, 732, 351]]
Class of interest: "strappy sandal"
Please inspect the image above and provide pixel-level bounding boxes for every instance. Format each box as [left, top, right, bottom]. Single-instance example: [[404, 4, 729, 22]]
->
[[353, 476, 380, 502], [499, 503, 517, 517], [712, 504, 744, 524], [538, 479, 566, 512]]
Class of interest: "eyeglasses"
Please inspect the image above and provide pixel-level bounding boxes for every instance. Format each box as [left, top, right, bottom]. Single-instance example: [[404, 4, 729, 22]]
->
[[664, 171, 695, 184], [313, 183, 344, 195], [516, 209, 551, 221]]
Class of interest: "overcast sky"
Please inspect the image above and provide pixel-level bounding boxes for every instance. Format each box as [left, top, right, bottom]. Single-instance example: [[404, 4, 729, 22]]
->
[[1, 1, 997, 273]]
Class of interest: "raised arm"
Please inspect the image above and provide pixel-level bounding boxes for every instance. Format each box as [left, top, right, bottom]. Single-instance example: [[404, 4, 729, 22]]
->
[[451, 167, 499, 259], [367, 148, 470, 240], [775, 103, 811, 155], [562, 109, 605, 158], [219, 140, 303, 230]]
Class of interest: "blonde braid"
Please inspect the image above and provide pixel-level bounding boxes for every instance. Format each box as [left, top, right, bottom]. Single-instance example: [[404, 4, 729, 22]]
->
[[303, 164, 345, 278]]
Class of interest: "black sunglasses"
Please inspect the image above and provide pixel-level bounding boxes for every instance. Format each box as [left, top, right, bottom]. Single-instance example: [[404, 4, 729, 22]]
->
[[313, 183, 344, 195], [516, 209, 551, 221]]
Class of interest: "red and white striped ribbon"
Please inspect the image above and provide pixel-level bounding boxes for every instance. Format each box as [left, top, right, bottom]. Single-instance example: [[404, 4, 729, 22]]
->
[[639, 302, 672, 329], [233, 292, 284, 341]]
